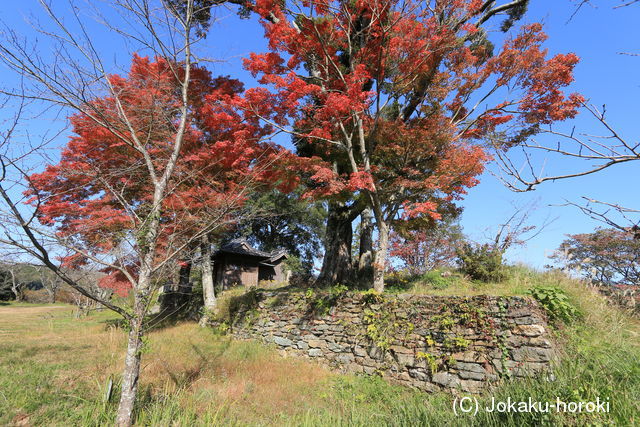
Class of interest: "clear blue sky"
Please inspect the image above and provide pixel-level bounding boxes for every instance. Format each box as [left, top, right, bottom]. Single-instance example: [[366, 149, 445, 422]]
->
[[1, 1, 638, 268]]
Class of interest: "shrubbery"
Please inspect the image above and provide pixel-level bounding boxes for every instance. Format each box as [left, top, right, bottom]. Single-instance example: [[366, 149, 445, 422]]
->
[[456, 243, 506, 282], [420, 270, 451, 290], [528, 285, 581, 323]]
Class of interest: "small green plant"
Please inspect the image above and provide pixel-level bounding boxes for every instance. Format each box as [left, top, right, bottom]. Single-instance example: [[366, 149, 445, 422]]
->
[[307, 284, 349, 315], [138, 336, 152, 356], [330, 284, 349, 298], [424, 334, 435, 347], [443, 336, 470, 350], [445, 355, 457, 367], [210, 321, 230, 335], [432, 313, 455, 330], [416, 351, 439, 374], [363, 309, 392, 350], [361, 289, 385, 304], [363, 298, 415, 351], [528, 285, 580, 323]]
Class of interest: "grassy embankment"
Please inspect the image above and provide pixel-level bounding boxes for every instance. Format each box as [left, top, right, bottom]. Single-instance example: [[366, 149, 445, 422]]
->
[[1, 267, 638, 426]]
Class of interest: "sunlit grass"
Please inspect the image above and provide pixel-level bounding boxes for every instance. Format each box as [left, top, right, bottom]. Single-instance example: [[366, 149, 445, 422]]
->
[[0, 304, 334, 426], [1, 266, 638, 425]]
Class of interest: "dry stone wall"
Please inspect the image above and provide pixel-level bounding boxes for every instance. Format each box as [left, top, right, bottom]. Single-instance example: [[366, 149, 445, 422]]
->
[[225, 290, 558, 393]]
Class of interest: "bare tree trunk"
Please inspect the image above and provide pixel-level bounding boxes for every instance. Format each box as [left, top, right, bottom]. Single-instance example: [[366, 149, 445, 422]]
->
[[115, 309, 144, 427], [8, 270, 22, 302], [47, 288, 55, 304], [200, 234, 216, 325], [357, 207, 374, 281], [317, 202, 354, 285], [11, 285, 23, 302], [178, 260, 192, 294], [372, 221, 390, 293]]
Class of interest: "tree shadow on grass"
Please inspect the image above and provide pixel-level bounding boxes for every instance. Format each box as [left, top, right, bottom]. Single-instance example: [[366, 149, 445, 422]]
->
[[100, 295, 203, 332], [165, 341, 232, 389], [101, 313, 188, 333]]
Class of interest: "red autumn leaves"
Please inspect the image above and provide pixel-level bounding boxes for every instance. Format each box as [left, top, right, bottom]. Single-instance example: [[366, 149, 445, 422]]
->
[[27, 0, 584, 291], [27, 55, 295, 293]]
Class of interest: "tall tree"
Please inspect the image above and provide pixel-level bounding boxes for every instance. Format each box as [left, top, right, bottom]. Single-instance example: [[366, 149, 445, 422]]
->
[[0, 1, 290, 424], [494, 102, 640, 233], [241, 0, 583, 290], [389, 218, 464, 275], [0, 263, 22, 302], [230, 188, 326, 268], [553, 228, 640, 287], [19, 54, 287, 422], [0, 268, 14, 301], [496, 1, 640, 232]]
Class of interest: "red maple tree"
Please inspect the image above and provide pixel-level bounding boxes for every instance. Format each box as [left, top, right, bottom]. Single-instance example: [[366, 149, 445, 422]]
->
[[241, 0, 583, 290], [554, 228, 640, 287], [28, 54, 293, 296], [389, 220, 464, 275]]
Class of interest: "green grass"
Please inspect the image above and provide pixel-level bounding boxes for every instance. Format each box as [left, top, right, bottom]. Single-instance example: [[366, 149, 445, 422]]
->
[[385, 265, 575, 297], [1, 267, 638, 425]]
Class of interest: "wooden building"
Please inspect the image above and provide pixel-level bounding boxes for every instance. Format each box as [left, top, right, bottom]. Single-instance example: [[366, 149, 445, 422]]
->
[[213, 238, 289, 289]]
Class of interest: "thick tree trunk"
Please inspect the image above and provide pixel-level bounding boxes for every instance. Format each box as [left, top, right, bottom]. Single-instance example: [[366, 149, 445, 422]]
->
[[317, 202, 354, 285], [200, 234, 216, 325], [115, 311, 144, 427], [357, 207, 374, 281], [372, 221, 390, 292]]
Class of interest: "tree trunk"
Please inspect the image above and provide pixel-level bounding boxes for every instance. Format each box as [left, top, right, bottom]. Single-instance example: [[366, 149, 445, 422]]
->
[[159, 253, 193, 314], [115, 312, 144, 427], [177, 260, 192, 298], [372, 221, 390, 293], [9, 271, 21, 302], [11, 285, 22, 302], [357, 207, 374, 282], [317, 202, 354, 285], [200, 234, 216, 325], [48, 289, 56, 304]]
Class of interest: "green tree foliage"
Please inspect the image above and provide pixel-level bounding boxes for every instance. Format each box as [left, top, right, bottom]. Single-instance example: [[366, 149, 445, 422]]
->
[[230, 189, 326, 268], [456, 243, 506, 282], [0, 269, 14, 301], [552, 228, 640, 287]]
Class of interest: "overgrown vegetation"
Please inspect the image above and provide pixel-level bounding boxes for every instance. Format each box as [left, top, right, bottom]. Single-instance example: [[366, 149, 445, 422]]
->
[[457, 243, 507, 282], [552, 228, 640, 287], [304, 284, 350, 316], [528, 285, 581, 323], [1, 268, 639, 425], [383, 265, 552, 297]]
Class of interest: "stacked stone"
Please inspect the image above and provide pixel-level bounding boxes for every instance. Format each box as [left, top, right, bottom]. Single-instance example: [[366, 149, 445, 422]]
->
[[228, 292, 557, 393]]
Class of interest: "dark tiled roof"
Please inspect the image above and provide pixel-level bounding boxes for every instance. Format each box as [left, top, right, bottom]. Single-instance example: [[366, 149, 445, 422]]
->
[[266, 250, 288, 263], [218, 238, 287, 260]]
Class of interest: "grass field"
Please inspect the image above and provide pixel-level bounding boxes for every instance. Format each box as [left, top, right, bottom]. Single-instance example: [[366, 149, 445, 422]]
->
[[1, 269, 639, 426]]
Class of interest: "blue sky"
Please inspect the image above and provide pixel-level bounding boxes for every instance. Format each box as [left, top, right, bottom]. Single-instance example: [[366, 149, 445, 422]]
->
[[1, 1, 638, 268]]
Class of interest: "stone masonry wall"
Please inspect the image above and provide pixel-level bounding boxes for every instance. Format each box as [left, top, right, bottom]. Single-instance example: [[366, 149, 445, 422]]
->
[[225, 290, 557, 393]]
